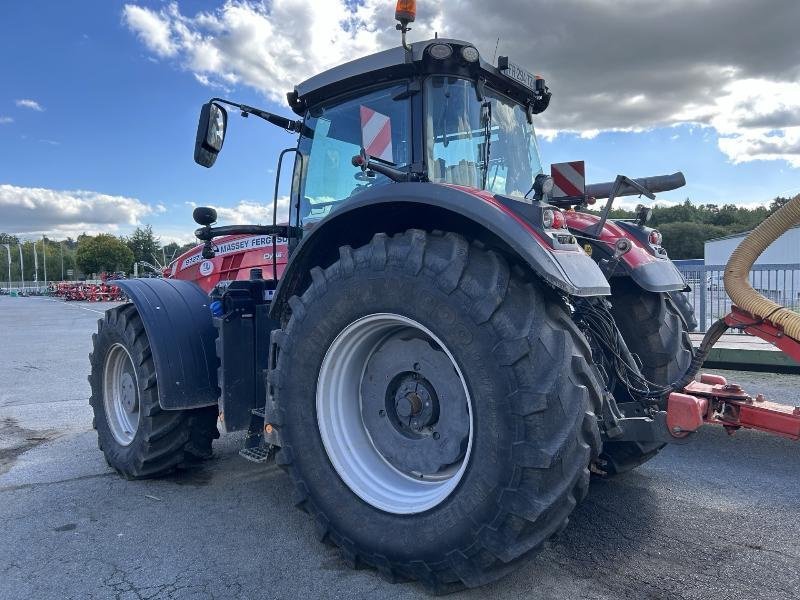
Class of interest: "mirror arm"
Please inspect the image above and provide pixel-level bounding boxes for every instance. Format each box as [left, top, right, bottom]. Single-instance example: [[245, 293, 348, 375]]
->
[[209, 98, 302, 133], [194, 224, 291, 241]]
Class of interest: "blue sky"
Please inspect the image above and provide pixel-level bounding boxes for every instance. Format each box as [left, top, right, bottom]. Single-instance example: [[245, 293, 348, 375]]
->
[[2, 1, 799, 242]]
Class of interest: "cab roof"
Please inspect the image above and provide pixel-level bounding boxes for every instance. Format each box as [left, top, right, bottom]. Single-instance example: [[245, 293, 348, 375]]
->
[[288, 38, 549, 116]]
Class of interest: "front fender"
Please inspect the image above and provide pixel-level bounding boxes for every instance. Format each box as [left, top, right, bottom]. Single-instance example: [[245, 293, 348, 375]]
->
[[114, 278, 218, 410], [271, 183, 610, 320]]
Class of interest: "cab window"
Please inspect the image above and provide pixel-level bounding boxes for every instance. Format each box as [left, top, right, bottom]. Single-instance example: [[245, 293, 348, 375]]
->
[[295, 85, 411, 225]]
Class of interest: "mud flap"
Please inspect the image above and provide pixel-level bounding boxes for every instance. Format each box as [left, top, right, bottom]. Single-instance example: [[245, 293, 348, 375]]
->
[[113, 278, 218, 410]]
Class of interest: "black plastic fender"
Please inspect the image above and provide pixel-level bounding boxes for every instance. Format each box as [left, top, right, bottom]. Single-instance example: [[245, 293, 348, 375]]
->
[[271, 182, 610, 321], [113, 278, 218, 410]]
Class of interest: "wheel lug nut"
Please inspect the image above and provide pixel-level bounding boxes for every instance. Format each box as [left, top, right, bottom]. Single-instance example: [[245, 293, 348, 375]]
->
[[379, 409, 386, 417], [433, 431, 440, 440]]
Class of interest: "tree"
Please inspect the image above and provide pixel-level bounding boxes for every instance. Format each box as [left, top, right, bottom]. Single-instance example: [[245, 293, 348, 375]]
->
[[76, 234, 135, 275], [658, 222, 728, 260], [0, 233, 20, 245], [125, 225, 161, 265], [769, 196, 791, 212]]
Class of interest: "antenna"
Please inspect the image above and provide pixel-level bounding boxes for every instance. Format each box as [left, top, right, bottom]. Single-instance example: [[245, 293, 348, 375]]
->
[[492, 36, 500, 64]]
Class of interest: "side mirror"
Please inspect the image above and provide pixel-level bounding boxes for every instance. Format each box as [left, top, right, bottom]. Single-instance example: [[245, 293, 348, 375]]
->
[[192, 206, 217, 226], [194, 102, 227, 168]]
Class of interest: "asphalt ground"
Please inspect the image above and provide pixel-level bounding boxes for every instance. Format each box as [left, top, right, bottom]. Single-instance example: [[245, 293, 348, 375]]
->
[[1, 295, 799, 600]]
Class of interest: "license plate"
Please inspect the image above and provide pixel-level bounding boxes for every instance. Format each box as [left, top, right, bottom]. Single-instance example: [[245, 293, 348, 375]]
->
[[497, 56, 538, 92]]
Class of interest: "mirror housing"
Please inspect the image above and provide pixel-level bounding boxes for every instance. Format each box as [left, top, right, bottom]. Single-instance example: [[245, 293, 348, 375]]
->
[[192, 206, 218, 226], [194, 102, 227, 168]]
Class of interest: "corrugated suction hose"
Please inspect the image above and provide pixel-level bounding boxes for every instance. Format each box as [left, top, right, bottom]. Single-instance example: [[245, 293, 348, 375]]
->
[[724, 194, 800, 342]]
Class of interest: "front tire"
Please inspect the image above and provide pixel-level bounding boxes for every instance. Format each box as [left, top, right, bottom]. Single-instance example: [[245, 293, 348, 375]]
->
[[89, 304, 219, 479], [268, 230, 603, 591]]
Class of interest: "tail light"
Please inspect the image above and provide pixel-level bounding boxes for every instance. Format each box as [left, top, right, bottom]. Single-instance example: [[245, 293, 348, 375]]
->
[[649, 230, 662, 245], [542, 208, 567, 230]]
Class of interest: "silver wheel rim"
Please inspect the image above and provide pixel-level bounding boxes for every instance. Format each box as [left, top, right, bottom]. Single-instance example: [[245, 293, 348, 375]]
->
[[316, 313, 473, 514], [103, 343, 140, 446]]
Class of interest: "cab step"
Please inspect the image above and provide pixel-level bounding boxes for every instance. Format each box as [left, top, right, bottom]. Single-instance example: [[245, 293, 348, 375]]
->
[[239, 444, 275, 463]]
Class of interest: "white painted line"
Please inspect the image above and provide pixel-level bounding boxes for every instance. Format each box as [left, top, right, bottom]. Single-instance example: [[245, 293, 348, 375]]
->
[[28, 296, 107, 314]]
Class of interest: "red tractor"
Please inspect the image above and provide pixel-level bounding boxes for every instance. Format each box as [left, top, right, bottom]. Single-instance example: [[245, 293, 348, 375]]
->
[[87, 2, 800, 592]]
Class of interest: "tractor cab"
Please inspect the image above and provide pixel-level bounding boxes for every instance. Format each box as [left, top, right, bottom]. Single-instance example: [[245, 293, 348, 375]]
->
[[285, 38, 551, 226], [194, 36, 552, 236]]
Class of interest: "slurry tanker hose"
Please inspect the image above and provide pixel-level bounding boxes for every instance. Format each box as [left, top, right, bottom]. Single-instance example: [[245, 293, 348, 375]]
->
[[724, 194, 800, 342]]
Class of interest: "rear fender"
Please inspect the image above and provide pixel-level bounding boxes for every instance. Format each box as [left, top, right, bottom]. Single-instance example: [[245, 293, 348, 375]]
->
[[113, 278, 218, 410], [566, 211, 687, 293], [271, 182, 610, 321]]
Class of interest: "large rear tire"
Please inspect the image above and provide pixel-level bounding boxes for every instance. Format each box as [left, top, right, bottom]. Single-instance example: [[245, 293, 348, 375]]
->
[[602, 281, 693, 475], [268, 230, 603, 591], [89, 304, 219, 479]]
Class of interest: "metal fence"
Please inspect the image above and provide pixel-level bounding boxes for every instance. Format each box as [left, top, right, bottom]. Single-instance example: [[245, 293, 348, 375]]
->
[[1, 282, 51, 295], [675, 264, 800, 332]]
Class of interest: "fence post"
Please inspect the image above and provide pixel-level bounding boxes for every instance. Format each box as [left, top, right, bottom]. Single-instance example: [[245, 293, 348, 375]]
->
[[699, 266, 708, 331]]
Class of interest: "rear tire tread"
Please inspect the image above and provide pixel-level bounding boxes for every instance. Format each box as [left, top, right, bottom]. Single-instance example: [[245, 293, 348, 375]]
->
[[270, 230, 603, 591]]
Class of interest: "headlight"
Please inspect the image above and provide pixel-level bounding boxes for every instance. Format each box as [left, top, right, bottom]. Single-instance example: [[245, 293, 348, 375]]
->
[[428, 44, 453, 59], [460, 46, 479, 62]]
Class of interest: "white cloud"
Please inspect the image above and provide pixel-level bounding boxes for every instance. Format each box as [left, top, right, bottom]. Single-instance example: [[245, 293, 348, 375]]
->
[[122, 0, 800, 168], [122, 1, 436, 104], [15, 99, 44, 111], [122, 4, 177, 57], [0, 116, 13, 124], [185, 197, 291, 225], [0, 183, 155, 239]]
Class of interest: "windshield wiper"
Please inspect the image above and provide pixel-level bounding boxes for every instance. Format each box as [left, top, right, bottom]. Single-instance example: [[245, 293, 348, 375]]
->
[[480, 101, 492, 190]]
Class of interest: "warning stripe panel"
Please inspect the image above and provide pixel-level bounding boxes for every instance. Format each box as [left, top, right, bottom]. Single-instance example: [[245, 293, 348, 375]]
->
[[551, 161, 585, 197], [360, 105, 393, 163]]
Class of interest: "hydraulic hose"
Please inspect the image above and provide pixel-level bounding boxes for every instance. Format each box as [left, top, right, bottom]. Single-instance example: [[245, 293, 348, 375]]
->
[[724, 194, 800, 342]]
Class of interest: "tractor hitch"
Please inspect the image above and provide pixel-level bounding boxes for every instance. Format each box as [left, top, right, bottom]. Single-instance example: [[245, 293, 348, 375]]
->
[[681, 374, 800, 440], [607, 372, 800, 444]]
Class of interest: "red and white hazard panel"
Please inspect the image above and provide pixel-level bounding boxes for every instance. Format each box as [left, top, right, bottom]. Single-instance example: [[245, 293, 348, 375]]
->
[[550, 161, 585, 198], [360, 106, 393, 163]]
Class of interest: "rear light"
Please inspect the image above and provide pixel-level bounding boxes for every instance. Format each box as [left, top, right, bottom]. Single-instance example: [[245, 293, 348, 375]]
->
[[542, 208, 566, 230], [542, 209, 554, 228], [649, 230, 662, 245]]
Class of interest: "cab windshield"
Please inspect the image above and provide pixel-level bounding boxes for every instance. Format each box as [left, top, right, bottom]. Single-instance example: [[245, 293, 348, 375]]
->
[[425, 76, 543, 199]]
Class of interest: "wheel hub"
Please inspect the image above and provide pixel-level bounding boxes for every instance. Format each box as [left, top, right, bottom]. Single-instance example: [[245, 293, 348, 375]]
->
[[103, 343, 140, 446], [316, 313, 474, 514], [361, 336, 469, 476], [119, 372, 138, 413]]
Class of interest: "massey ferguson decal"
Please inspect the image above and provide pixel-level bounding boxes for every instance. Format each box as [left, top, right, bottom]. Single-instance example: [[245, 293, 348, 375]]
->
[[179, 234, 288, 271], [551, 161, 586, 199]]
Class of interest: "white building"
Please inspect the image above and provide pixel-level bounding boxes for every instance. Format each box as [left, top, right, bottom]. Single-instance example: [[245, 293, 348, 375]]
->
[[705, 225, 800, 265], [704, 226, 800, 307]]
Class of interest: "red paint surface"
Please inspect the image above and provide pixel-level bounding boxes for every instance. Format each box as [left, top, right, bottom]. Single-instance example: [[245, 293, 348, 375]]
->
[[167, 234, 288, 293], [565, 210, 659, 268]]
